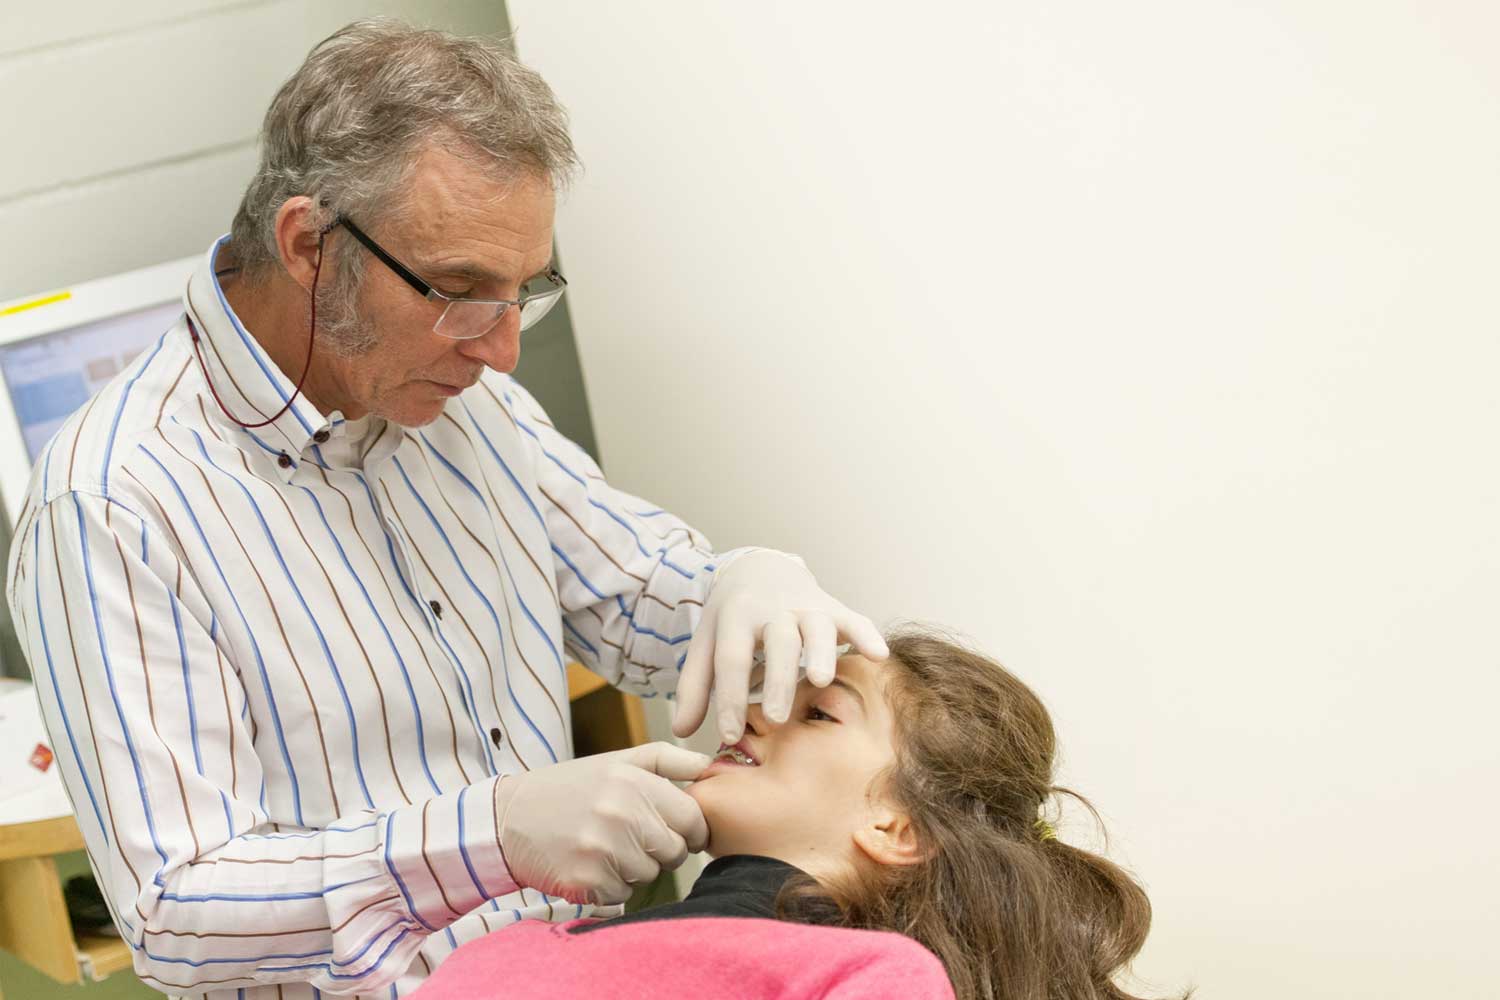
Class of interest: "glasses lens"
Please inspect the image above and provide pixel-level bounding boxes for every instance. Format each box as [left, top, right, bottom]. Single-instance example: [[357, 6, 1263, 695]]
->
[[518, 289, 563, 331], [434, 300, 508, 340]]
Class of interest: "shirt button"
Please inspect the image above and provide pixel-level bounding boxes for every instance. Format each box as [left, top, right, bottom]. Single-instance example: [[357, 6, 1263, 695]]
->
[[277, 452, 293, 469], [429, 599, 443, 619], [490, 727, 504, 748], [313, 429, 330, 444]]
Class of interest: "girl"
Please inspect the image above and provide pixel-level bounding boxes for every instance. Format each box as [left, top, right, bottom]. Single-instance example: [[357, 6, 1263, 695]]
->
[[415, 624, 1174, 1000]]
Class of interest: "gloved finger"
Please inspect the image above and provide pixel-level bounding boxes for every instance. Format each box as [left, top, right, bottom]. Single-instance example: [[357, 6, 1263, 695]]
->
[[799, 613, 840, 687], [644, 827, 691, 872], [638, 771, 711, 854], [555, 875, 614, 908], [713, 611, 758, 744], [671, 604, 718, 738], [745, 660, 767, 702], [629, 808, 689, 878], [616, 836, 665, 889], [617, 740, 715, 783], [589, 873, 636, 908], [761, 612, 803, 723], [835, 606, 889, 663]]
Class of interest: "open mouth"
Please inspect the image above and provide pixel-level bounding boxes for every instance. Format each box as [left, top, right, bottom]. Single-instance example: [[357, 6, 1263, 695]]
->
[[713, 744, 760, 767]]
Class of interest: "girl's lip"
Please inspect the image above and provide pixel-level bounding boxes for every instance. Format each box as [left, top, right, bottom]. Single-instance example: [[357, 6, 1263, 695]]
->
[[701, 755, 756, 775], [715, 740, 760, 765]]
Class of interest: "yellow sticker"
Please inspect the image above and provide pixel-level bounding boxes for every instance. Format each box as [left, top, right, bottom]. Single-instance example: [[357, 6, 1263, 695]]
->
[[0, 290, 72, 318]]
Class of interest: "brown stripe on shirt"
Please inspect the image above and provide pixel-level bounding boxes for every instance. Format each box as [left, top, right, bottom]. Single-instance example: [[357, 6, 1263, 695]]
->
[[47, 500, 150, 923], [160, 430, 343, 814], [310, 464, 478, 786], [380, 481, 534, 772], [111, 521, 203, 859], [233, 448, 413, 806]]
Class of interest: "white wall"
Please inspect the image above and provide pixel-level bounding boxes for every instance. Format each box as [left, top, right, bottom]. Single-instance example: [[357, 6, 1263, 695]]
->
[[0, 1, 511, 303], [509, 2, 1500, 996], [0, 2, 544, 681]]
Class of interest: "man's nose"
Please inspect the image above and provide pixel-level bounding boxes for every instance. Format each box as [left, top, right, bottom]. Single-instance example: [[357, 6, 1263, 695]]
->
[[456, 307, 522, 372]]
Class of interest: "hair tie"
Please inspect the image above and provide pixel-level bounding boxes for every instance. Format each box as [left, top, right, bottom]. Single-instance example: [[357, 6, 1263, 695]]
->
[[1034, 818, 1057, 842]]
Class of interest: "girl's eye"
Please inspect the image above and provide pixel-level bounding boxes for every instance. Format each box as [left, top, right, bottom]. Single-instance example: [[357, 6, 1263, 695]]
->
[[807, 706, 838, 723]]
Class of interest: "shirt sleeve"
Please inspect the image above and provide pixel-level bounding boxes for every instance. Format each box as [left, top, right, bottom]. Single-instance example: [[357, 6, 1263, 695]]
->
[[5, 490, 521, 996], [498, 377, 776, 699]]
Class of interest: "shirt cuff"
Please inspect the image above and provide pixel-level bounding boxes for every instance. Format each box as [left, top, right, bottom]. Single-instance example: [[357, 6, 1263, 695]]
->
[[711, 546, 808, 580], [357, 776, 519, 933]]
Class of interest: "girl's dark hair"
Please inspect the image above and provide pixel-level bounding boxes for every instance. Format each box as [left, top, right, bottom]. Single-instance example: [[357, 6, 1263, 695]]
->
[[776, 623, 1182, 1000]]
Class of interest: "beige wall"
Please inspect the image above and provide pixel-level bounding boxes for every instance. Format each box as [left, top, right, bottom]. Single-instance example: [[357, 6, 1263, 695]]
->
[[0, 1, 512, 301], [508, 1, 1500, 996]]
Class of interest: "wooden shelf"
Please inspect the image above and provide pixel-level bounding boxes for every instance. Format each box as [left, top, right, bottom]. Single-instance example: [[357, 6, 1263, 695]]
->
[[566, 661, 610, 701], [76, 935, 133, 981], [0, 815, 84, 862]]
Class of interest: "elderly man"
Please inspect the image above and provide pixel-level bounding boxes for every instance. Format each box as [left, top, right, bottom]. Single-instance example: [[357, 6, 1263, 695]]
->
[[2, 19, 885, 998]]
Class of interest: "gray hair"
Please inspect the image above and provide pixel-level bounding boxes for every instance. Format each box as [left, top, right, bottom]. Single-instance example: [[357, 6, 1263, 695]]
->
[[229, 17, 578, 293]]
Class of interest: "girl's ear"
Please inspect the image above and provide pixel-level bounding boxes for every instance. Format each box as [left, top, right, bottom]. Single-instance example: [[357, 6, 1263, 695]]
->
[[852, 807, 928, 867]]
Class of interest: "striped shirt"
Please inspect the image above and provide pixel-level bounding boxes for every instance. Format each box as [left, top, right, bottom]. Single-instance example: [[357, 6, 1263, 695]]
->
[[3, 236, 761, 998]]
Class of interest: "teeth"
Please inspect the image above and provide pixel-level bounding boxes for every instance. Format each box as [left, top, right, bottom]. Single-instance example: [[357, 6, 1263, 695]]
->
[[716, 747, 758, 766]]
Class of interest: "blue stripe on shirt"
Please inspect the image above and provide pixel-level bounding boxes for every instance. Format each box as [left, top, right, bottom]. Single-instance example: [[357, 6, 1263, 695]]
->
[[392, 456, 558, 764], [72, 494, 171, 875], [184, 425, 376, 810], [420, 435, 566, 682], [30, 520, 110, 848], [382, 812, 438, 932], [140, 443, 306, 825], [291, 479, 443, 797], [100, 330, 169, 494]]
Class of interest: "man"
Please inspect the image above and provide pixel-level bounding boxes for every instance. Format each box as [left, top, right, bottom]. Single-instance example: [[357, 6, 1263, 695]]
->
[[3, 20, 886, 998]]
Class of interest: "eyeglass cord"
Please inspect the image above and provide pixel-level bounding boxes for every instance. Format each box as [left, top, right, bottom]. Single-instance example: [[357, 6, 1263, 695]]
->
[[187, 234, 325, 430]]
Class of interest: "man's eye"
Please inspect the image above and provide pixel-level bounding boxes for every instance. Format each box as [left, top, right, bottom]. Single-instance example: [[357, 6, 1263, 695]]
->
[[441, 287, 476, 298]]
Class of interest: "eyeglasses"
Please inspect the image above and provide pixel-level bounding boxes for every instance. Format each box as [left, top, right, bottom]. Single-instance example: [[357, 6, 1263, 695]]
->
[[334, 216, 567, 340]]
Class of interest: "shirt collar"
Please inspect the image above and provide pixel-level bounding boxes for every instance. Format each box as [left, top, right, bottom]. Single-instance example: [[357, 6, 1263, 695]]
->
[[183, 235, 344, 477]]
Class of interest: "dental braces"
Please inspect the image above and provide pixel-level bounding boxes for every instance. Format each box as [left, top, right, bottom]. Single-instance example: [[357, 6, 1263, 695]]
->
[[715, 746, 759, 766]]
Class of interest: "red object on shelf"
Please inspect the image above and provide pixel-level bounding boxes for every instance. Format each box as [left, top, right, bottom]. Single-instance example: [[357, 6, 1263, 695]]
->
[[28, 742, 54, 773]]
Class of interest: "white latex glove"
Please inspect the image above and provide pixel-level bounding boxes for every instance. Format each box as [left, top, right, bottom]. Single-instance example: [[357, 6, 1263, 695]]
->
[[671, 550, 889, 744], [495, 742, 712, 906]]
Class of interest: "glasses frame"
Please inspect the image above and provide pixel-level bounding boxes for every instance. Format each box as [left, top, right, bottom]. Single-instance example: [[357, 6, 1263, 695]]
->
[[334, 215, 567, 339]]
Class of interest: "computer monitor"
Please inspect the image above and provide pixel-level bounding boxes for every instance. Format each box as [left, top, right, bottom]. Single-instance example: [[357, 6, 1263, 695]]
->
[[0, 255, 197, 524]]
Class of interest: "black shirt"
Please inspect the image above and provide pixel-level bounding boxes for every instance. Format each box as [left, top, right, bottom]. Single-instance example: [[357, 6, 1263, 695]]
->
[[569, 854, 836, 935]]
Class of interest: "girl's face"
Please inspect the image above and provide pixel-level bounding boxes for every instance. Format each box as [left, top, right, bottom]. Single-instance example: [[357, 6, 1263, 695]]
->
[[686, 653, 901, 877]]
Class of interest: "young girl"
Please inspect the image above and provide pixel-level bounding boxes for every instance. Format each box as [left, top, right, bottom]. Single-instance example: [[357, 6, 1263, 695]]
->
[[415, 624, 1172, 1000]]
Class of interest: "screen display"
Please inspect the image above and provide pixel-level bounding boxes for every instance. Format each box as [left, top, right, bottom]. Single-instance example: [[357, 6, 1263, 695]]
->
[[0, 301, 183, 463]]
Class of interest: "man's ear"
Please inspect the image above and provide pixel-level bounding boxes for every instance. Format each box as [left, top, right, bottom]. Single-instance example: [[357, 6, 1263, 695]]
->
[[851, 807, 928, 867], [272, 196, 329, 293]]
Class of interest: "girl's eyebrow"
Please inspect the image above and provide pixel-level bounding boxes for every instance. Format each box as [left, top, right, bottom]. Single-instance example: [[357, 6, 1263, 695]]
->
[[825, 676, 867, 714]]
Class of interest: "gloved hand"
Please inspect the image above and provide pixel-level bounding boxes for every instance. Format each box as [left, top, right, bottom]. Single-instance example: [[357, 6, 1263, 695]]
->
[[495, 742, 712, 906], [671, 550, 890, 744]]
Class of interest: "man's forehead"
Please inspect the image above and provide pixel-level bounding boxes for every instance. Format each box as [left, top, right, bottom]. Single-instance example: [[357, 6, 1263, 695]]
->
[[393, 154, 555, 282], [399, 146, 553, 228]]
